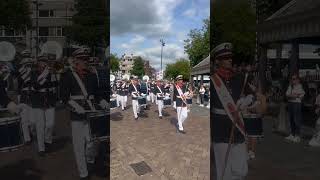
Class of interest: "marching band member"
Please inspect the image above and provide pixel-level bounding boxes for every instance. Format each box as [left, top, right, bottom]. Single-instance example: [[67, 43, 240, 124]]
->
[[116, 80, 121, 107], [211, 43, 248, 180], [173, 75, 188, 134], [140, 77, 148, 109], [60, 48, 108, 180], [17, 49, 35, 144], [150, 80, 156, 104], [119, 79, 128, 111], [0, 62, 18, 113], [155, 79, 165, 119], [129, 76, 141, 120], [30, 54, 58, 156]]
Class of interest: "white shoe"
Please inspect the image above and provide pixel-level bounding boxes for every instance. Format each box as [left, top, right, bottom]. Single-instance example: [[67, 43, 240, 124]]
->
[[294, 136, 301, 143], [200, 104, 204, 107], [309, 134, 320, 147], [248, 151, 255, 159], [285, 134, 294, 141]]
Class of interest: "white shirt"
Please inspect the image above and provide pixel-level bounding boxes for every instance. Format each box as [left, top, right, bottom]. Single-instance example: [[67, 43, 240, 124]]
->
[[285, 83, 305, 103], [199, 87, 205, 94]]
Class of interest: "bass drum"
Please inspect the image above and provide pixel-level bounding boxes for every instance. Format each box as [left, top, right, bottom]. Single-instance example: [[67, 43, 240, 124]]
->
[[0, 109, 24, 152]]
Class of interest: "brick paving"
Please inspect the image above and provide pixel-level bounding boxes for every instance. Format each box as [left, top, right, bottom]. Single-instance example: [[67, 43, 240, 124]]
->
[[110, 98, 210, 180], [0, 108, 107, 180]]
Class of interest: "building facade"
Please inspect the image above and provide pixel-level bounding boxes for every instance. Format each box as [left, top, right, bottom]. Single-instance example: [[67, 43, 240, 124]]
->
[[119, 54, 137, 76], [0, 0, 75, 56]]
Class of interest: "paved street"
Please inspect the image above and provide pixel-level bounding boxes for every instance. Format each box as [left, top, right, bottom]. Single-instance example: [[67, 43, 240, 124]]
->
[[246, 116, 320, 180], [0, 107, 107, 180], [110, 98, 210, 180]]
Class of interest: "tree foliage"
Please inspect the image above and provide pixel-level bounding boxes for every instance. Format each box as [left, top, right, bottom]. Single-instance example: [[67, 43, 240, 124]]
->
[[184, 19, 210, 67], [67, 0, 108, 48], [131, 56, 145, 78], [212, 0, 256, 64], [110, 53, 120, 73], [164, 59, 190, 81], [0, 0, 31, 30]]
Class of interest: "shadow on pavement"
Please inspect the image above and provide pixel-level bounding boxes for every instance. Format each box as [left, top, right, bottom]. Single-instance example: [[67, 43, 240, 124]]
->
[[50, 136, 71, 153], [94, 141, 109, 178], [0, 159, 43, 180], [110, 112, 123, 121]]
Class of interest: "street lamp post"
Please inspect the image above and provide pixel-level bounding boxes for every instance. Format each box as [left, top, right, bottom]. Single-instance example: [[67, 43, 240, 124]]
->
[[160, 39, 165, 75]]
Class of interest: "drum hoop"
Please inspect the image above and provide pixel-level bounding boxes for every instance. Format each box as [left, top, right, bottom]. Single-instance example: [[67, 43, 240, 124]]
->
[[87, 112, 108, 118], [0, 116, 21, 124], [0, 144, 24, 152]]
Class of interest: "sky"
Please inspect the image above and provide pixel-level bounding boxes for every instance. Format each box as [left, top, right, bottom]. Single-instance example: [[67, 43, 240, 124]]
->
[[110, 0, 210, 71]]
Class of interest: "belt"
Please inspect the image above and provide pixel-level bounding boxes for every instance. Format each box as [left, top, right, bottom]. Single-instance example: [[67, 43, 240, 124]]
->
[[243, 114, 262, 118], [70, 95, 94, 100], [213, 108, 227, 115]]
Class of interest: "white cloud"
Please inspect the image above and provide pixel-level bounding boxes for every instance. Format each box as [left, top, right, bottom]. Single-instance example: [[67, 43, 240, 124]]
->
[[132, 43, 188, 71], [111, 0, 183, 37], [183, 8, 197, 17]]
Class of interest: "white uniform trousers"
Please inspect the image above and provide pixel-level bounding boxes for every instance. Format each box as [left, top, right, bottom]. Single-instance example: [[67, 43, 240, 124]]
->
[[150, 93, 155, 103], [116, 94, 121, 107], [19, 104, 32, 142], [213, 143, 248, 180], [33, 108, 55, 152], [177, 106, 188, 131], [132, 99, 140, 118], [71, 121, 97, 178], [157, 100, 163, 117], [173, 101, 176, 109], [120, 95, 127, 110]]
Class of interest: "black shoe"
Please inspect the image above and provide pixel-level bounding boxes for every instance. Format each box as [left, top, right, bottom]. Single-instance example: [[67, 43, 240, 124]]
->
[[38, 151, 46, 157], [159, 116, 162, 119], [87, 163, 95, 174], [80, 176, 90, 180], [135, 117, 138, 120], [45, 143, 52, 153], [178, 130, 186, 134], [25, 140, 32, 146]]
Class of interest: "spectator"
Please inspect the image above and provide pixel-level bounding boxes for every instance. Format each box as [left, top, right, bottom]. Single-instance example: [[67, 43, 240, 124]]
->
[[285, 74, 305, 143], [199, 85, 206, 106]]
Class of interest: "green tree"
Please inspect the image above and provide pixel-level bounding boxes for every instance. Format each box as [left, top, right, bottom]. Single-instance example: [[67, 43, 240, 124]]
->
[[212, 0, 256, 63], [110, 53, 120, 73], [131, 56, 145, 78], [184, 19, 210, 67], [164, 59, 190, 81], [67, 0, 108, 51], [0, 0, 31, 30]]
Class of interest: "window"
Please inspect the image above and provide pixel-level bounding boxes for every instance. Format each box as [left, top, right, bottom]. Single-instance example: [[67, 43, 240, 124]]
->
[[39, 10, 54, 17], [56, 27, 62, 36], [39, 27, 49, 36], [4, 29, 14, 36]]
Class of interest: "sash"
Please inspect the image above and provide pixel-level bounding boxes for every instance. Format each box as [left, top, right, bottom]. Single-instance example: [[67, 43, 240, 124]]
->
[[132, 83, 140, 97], [68, 59, 95, 111], [211, 74, 246, 136], [175, 84, 187, 105], [157, 85, 164, 98]]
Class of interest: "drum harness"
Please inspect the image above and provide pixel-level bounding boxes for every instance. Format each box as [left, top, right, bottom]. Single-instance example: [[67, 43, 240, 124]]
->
[[68, 59, 95, 112]]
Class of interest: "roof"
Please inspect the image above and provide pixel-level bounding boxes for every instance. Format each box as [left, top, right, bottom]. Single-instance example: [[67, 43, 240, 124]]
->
[[266, 0, 320, 21], [191, 55, 210, 75]]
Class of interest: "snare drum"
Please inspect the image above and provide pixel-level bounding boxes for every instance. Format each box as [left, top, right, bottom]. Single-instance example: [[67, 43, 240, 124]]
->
[[0, 110, 24, 152], [163, 98, 171, 106], [243, 115, 263, 137], [87, 111, 108, 141], [110, 98, 117, 109], [138, 96, 147, 106], [186, 98, 192, 104]]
